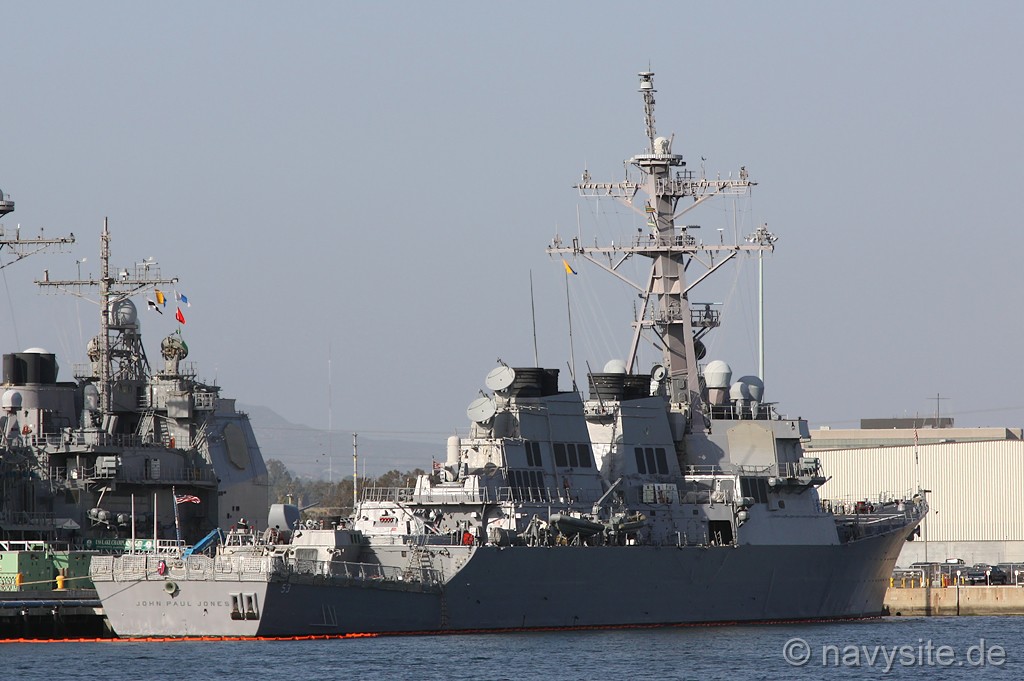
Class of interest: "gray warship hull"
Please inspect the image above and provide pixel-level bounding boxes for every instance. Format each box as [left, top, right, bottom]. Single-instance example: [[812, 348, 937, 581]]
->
[[93, 523, 913, 637]]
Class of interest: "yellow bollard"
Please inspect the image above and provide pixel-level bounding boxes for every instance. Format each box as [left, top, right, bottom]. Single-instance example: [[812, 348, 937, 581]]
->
[[14, 572, 23, 588], [889, 577, 894, 588], [55, 574, 66, 590]]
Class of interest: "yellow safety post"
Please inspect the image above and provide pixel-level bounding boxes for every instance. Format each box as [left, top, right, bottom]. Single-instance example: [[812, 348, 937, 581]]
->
[[14, 572, 23, 588], [55, 574, 66, 590]]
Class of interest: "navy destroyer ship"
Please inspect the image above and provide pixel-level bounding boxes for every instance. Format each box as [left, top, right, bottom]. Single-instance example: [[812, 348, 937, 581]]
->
[[91, 72, 926, 637]]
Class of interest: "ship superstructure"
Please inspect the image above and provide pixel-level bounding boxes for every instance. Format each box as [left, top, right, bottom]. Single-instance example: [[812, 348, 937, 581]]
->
[[1, 216, 269, 553], [92, 72, 925, 638]]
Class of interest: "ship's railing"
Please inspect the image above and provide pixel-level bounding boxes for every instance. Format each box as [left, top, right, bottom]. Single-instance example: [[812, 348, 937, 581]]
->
[[93, 552, 441, 590], [691, 306, 720, 328], [0, 539, 71, 552], [705, 403, 780, 421], [681, 462, 820, 479], [822, 489, 922, 516], [29, 428, 218, 451], [359, 487, 417, 503], [49, 465, 215, 485], [24, 430, 154, 449], [825, 491, 927, 542], [359, 485, 604, 507], [0, 510, 57, 530]]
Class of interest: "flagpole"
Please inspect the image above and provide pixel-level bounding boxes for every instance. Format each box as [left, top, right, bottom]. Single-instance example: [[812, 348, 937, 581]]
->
[[153, 492, 158, 546], [172, 485, 182, 544], [564, 268, 577, 391], [352, 433, 358, 512], [130, 493, 136, 554], [328, 340, 333, 484], [530, 270, 539, 368]]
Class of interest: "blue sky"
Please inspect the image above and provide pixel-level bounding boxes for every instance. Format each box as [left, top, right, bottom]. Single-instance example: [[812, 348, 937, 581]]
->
[[2, 1, 1023, 444]]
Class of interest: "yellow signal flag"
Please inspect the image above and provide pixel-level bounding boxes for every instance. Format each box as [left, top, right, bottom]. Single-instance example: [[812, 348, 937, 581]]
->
[[155, 290, 166, 305], [562, 259, 577, 275]]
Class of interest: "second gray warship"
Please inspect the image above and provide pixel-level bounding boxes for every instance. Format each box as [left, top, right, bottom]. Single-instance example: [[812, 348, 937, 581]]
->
[[0, 203, 269, 637], [92, 72, 926, 637]]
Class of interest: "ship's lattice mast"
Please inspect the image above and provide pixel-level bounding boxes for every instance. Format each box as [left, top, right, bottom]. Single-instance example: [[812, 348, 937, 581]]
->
[[548, 71, 772, 430], [36, 219, 178, 415]]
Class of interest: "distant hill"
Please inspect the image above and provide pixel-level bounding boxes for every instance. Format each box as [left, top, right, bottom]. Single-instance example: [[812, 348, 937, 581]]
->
[[240, 403, 442, 479]]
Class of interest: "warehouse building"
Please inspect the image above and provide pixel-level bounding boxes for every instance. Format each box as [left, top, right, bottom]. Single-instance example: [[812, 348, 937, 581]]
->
[[809, 421, 1024, 567]]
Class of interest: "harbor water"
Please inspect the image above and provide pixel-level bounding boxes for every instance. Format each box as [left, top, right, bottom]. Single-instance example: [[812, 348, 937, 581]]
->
[[3, 617, 1019, 680]]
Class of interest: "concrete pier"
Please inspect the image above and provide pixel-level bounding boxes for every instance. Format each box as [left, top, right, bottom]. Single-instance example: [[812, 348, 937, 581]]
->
[[886, 586, 1024, 617]]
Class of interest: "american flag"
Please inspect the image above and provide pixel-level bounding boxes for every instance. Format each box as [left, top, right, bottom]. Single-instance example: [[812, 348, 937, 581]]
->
[[432, 460, 442, 472], [175, 494, 201, 504]]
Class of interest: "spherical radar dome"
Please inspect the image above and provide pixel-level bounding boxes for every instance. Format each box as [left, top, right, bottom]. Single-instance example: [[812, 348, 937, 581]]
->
[[603, 359, 627, 374], [729, 375, 765, 402], [108, 299, 138, 327], [703, 360, 732, 389]]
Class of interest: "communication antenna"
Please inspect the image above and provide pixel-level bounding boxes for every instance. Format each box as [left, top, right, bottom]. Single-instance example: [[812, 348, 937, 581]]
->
[[564, 266, 577, 391], [0, 188, 76, 270], [930, 393, 949, 428], [327, 339, 333, 483], [529, 270, 539, 367], [352, 433, 359, 509], [0, 188, 75, 348]]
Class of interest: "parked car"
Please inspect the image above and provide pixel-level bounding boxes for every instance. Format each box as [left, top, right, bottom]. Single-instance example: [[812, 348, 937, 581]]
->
[[965, 564, 1008, 585], [996, 563, 1024, 584]]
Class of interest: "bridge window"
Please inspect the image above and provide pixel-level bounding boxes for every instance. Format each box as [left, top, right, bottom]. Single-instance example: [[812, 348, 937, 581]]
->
[[634, 446, 668, 474], [554, 443, 567, 467], [528, 441, 542, 467], [634, 447, 647, 474], [655, 447, 668, 474], [577, 444, 592, 468]]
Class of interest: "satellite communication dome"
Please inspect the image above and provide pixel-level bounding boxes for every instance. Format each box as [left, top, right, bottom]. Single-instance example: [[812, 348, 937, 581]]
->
[[2, 390, 23, 411], [22, 347, 49, 354], [729, 375, 765, 402], [603, 359, 627, 374], [703, 360, 732, 389], [108, 299, 138, 327]]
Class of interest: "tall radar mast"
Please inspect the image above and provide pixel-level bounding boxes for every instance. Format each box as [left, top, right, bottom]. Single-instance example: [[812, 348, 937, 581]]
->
[[36, 218, 178, 415], [548, 71, 767, 432]]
